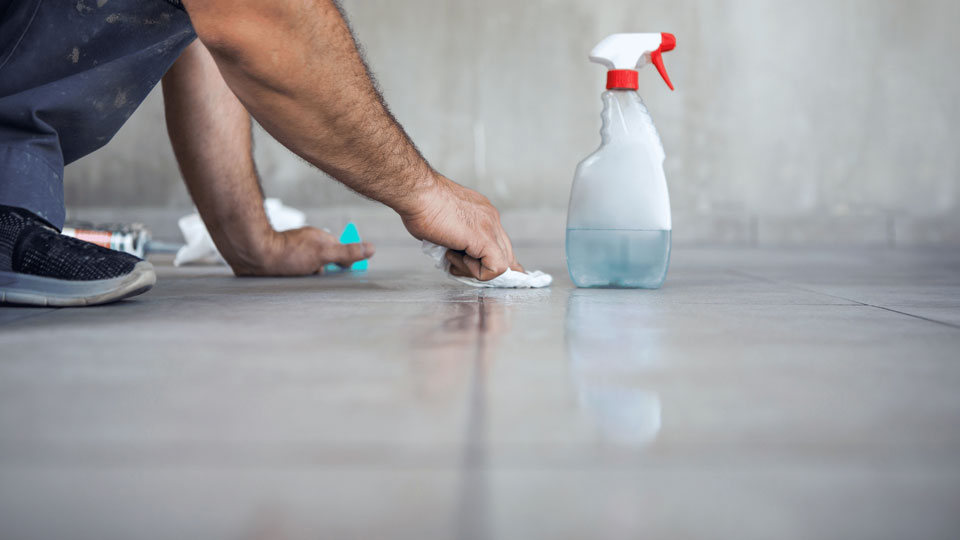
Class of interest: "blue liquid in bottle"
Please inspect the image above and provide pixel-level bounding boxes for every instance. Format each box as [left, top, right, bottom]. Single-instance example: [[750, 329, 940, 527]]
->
[[566, 229, 671, 289]]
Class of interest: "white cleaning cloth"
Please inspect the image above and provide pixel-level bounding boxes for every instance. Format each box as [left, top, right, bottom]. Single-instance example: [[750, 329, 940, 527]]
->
[[422, 241, 552, 288], [174, 198, 306, 266]]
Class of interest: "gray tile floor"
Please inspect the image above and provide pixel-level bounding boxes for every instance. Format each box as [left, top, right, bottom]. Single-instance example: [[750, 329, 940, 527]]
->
[[1, 244, 959, 539]]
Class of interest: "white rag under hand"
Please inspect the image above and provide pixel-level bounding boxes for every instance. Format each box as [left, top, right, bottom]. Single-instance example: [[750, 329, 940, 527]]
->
[[422, 241, 552, 288]]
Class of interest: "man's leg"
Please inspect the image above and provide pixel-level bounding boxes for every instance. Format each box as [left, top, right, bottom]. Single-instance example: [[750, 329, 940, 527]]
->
[[0, 0, 195, 306], [0, 0, 196, 226]]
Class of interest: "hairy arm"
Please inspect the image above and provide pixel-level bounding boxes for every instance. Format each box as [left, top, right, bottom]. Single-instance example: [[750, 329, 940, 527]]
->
[[181, 0, 519, 280], [162, 40, 372, 276], [183, 0, 432, 214]]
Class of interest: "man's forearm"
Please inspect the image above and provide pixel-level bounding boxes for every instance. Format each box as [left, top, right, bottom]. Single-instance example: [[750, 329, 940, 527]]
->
[[182, 0, 435, 216], [162, 40, 274, 271]]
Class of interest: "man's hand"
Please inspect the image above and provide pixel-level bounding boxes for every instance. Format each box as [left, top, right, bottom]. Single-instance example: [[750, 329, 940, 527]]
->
[[401, 176, 523, 281], [231, 227, 374, 277]]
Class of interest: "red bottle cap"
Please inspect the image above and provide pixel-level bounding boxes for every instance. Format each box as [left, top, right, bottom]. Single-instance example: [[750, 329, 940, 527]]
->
[[606, 69, 639, 90]]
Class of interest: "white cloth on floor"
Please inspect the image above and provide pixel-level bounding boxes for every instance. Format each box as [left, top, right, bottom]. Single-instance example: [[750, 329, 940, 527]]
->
[[422, 241, 553, 288], [174, 198, 306, 266]]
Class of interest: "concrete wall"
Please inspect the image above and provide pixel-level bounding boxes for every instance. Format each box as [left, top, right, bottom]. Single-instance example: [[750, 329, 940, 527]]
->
[[65, 0, 960, 245]]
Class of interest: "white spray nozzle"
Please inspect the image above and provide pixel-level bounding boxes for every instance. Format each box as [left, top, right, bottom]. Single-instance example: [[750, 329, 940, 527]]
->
[[590, 33, 677, 90]]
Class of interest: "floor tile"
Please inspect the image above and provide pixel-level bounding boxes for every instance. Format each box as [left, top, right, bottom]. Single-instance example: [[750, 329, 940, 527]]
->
[[1, 246, 958, 539]]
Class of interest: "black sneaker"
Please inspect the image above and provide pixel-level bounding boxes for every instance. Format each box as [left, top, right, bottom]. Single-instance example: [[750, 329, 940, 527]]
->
[[0, 206, 155, 307]]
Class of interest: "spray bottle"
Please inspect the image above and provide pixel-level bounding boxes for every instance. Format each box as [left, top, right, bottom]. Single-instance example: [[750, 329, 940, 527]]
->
[[566, 33, 676, 288]]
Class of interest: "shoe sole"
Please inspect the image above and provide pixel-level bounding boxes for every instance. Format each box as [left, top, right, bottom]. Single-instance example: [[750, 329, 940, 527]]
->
[[0, 261, 156, 307]]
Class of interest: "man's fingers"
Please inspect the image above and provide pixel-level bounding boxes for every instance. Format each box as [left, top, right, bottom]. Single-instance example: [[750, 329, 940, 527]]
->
[[326, 241, 375, 267], [479, 251, 510, 281], [445, 250, 498, 281], [445, 250, 474, 278], [449, 265, 471, 278], [463, 255, 488, 280], [463, 241, 509, 281], [495, 228, 524, 272], [463, 253, 505, 281]]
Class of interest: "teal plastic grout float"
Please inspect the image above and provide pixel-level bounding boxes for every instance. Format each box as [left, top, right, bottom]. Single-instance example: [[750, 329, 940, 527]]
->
[[323, 221, 369, 273]]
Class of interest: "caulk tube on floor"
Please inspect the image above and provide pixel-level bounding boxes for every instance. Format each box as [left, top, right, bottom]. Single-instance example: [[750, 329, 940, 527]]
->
[[61, 223, 151, 258], [565, 33, 676, 289]]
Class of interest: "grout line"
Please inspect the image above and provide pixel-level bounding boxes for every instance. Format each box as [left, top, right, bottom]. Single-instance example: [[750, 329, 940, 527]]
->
[[730, 269, 960, 330], [794, 286, 960, 330], [865, 305, 960, 331], [454, 292, 490, 540], [729, 269, 866, 303], [0, 307, 62, 329]]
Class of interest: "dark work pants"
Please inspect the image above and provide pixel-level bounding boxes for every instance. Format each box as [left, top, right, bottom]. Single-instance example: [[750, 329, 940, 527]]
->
[[0, 0, 196, 229]]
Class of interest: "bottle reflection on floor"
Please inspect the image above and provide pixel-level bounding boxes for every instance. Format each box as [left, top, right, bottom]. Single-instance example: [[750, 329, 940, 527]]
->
[[565, 290, 662, 447]]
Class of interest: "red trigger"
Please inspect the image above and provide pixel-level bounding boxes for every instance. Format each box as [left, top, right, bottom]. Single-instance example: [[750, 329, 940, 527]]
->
[[650, 50, 674, 91], [652, 32, 676, 91]]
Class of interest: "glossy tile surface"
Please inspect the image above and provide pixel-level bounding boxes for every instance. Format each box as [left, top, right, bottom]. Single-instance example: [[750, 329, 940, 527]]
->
[[1, 246, 959, 539]]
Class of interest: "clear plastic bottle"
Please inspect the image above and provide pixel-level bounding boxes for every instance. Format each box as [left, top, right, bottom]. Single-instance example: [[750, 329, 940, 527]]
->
[[566, 33, 676, 289]]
